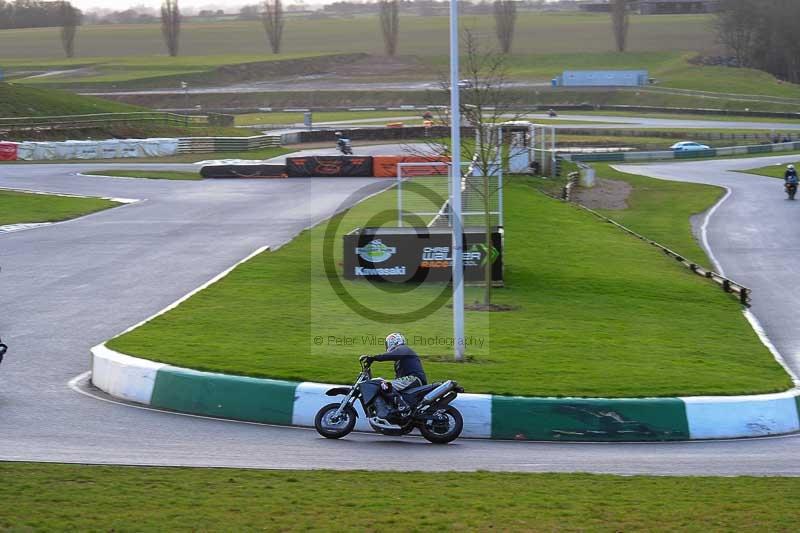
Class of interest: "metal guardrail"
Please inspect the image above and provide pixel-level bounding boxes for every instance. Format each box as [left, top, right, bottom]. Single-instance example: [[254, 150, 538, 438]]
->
[[579, 203, 751, 306], [176, 135, 281, 154], [541, 177, 751, 306], [0, 112, 211, 134]]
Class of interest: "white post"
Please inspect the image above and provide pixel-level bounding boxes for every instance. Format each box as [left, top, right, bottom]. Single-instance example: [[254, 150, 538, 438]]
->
[[540, 125, 546, 174], [449, 0, 464, 362], [497, 126, 503, 227], [397, 171, 403, 227], [551, 126, 557, 179]]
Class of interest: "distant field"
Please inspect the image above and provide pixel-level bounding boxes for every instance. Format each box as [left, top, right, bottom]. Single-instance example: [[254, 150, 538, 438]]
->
[[6, 13, 793, 97], [3, 12, 800, 110], [0, 14, 717, 60]]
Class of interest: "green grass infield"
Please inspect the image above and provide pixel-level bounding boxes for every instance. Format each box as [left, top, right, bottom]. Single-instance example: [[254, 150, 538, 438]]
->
[[0, 189, 119, 226], [84, 170, 201, 181], [2, 463, 800, 531], [737, 161, 800, 179], [108, 168, 791, 398]]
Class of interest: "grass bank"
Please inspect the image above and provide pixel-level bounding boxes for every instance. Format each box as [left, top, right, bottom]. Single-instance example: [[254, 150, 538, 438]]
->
[[590, 164, 718, 265], [0, 82, 140, 117], [109, 170, 789, 397], [112, 86, 800, 116], [84, 170, 201, 180], [2, 463, 799, 531], [737, 161, 798, 179], [0, 189, 118, 225]]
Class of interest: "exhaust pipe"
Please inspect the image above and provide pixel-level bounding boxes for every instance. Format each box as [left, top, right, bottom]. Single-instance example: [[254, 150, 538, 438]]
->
[[420, 380, 456, 406]]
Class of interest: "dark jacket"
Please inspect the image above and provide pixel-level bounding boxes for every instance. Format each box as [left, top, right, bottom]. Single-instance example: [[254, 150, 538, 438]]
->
[[785, 169, 798, 184], [373, 345, 427, 384]]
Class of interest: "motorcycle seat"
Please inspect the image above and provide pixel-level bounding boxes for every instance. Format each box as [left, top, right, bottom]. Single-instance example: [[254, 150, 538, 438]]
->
[[402, 383, 439, 398]]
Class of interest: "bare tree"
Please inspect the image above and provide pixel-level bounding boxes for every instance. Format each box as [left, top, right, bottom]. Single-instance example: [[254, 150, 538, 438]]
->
[[714, 0, 759, 66], [59, 1, 79, 58], [610, 0, 629, 52], [713, 0, 800, 83], [493, 0, 517, 54], [161, 0, 180, 57], [415, 31, 524, 309], [262, 0, 284, 54], [379, 0, 399, 57]]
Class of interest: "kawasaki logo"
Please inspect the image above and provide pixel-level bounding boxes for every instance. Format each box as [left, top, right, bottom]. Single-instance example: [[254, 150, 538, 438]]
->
[[356, 239, 396, 263], [354, 266, 407, 276]]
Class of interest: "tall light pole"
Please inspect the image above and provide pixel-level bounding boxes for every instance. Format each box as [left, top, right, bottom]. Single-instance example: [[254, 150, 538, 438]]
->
[[449, 0, 465, 361]]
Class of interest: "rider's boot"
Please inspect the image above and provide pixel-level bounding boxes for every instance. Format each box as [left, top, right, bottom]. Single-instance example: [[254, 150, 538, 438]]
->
[[393, 392, 411, 417]]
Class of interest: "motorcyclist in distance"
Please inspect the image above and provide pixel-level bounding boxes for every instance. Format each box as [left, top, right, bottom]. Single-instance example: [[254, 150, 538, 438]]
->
[[784, 164, 798, 200], [784, 164, 798, 183], [335, 131, 352, 154], [360, 333, 427, 416]]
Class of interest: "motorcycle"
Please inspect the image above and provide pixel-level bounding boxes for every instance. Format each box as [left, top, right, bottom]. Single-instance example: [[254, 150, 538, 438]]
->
[[314, 358, 465, 444], [336, 138, 353, 155], [786, 182, 797, 200], [548, 109, 558, 117], [0, 336, 6, 365]]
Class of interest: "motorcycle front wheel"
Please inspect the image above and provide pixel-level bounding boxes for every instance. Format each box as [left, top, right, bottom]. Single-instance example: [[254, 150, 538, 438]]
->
[[315, 403, 357, 439], [419, 405, 463, 444]]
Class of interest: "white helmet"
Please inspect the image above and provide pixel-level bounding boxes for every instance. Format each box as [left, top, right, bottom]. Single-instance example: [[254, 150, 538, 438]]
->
[[788, 165, 795, 170], [385, 332, 406, 352]]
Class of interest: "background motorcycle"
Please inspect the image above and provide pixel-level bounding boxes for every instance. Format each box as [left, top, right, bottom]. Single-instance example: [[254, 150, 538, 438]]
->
[[314, 358, 464, 444], [0, 337, 7, 365], [786, 182, 797, 200], [336, 138, 353, 155]]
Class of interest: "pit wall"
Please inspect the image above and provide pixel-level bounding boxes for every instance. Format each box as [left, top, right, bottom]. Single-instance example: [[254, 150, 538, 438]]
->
[[92, 344, 800, 442]]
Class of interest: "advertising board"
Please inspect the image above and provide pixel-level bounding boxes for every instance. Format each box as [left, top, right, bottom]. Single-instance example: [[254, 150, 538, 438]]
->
[[286, 155, 373, 177], [343, 227, 503, 283]]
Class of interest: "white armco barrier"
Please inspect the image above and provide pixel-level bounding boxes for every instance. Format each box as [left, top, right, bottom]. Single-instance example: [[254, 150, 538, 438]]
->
[[13, 138, 180, 161]]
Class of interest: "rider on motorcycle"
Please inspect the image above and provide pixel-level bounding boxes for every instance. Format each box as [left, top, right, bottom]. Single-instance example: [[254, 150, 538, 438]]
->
[[785, 164, 798, 184], [785, 165, 798, 200], [360, 333, 427, 416], [335, 132, 351, 154]]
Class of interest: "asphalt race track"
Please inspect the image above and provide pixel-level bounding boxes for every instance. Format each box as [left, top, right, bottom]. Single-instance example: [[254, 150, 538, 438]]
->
[[2, 151, 800, 475]]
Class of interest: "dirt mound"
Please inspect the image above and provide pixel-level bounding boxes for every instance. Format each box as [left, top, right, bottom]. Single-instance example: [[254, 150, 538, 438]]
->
[[571, 178, 632, 210]]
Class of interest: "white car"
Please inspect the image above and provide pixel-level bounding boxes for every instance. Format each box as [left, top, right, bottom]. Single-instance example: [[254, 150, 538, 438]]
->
[[670, 141, 711, 152]]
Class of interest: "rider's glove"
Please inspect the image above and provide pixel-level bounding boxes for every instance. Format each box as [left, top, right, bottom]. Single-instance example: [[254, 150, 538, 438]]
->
[[359, 355, 374, 364]]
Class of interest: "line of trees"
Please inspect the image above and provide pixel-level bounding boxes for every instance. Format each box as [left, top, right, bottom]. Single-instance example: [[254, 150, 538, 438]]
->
[[0, 0, 80, 30], [715, 0, 800, 83]]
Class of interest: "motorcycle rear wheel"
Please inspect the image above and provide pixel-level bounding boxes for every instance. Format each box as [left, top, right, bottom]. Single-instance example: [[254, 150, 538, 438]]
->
[[315, 403, 357, 439], [419, 406, 463, 444]]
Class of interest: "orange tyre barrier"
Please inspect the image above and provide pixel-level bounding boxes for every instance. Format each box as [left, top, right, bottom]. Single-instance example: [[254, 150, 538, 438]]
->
[[372, 156, 451, 178]]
